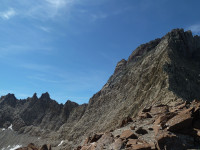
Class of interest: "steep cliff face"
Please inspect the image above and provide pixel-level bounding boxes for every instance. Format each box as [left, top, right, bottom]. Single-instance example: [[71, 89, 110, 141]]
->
[[0, 29, 200, 149]]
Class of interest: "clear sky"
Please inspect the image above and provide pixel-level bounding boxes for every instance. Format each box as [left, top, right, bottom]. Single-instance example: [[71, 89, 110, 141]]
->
[[0, 0, 200, 104]]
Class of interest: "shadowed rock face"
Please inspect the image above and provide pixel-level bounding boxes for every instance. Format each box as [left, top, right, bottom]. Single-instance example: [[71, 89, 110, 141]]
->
[[164, 29, 200, 101], [0, 28, 200, 149]]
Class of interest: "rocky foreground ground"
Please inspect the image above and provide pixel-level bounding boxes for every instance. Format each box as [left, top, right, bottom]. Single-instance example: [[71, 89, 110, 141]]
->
[[75, 99, 200, 150], [18, 99, 200, 150]]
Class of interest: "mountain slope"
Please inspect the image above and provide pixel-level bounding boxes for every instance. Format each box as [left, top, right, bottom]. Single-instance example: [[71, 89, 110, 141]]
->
[[58, 29, 200, 148], [0, 29, 200, 149]]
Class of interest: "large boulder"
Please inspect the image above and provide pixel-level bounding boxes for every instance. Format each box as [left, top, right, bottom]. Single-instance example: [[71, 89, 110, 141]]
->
[[166, 109, 193, 132]]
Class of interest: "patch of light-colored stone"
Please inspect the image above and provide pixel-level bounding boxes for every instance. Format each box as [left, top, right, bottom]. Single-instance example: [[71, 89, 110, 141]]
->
[[58, 140, 64, 146], [8, 124, 13, 130], [10, 145, 22, 150]]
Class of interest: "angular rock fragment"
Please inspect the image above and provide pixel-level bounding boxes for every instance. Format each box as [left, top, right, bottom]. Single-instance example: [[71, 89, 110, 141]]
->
[[138, 112, 152, 119], [131, 143, 151, 150], [120, 130, 138, 139], [166, 109, 193, 132], [150, 105, 169, 115]]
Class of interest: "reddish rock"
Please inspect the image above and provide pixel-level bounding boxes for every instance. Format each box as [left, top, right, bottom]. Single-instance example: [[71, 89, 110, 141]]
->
[[81, 142, 96, 150], [153, 113, 176, 135], [150, 105, 169, 115], [154, 112, 176, 128], [191, 100, 200, 109], [131, 143, 151, 150], [83, 137, 91, 145], [170, 108, 178, 113], [177, 101, 186, 109], [120, 130, 138, 139], [127, 139, 138, 146], [138, 112, 152, 119], [28, 143, 38, 150], [47, 144, 51, 150], [166, 110, 193, 132], [126, 139, 144, 147], [90, 133, 103, 143], [179, 107, 194, 115], [81, 145, 90, 150], [120, 116, 133, 127], [16, 143, 38, 150], [149, 142, 156, 149], [130, 125, 135, 130], [126, 139, 152, 150], [153, 124, 161, 136]]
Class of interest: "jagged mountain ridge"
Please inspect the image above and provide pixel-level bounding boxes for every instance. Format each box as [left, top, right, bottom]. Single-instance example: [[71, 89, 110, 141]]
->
[[0, 28, 200, 149], [0, 92, 86, 132]]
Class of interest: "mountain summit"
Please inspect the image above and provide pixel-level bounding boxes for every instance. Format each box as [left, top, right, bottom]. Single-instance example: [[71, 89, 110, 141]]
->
[[0, 29, 200, 149]]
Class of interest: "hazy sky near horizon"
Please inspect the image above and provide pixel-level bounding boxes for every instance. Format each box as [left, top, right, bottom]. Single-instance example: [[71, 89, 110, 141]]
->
[[0, 0, 200, 104]]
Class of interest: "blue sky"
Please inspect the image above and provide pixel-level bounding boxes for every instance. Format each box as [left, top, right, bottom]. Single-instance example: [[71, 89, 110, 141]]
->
[[0, 0, 200, 104]]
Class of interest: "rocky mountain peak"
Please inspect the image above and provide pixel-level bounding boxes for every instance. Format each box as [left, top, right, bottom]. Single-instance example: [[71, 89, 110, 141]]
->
[[127, 38, 161, 63], [65, 100, 79, 107], [4, 93, 16, 99], [32, 93, 38, 100], [0, 93, 17, 107], [166, 28, 200, 59], [39, 92, 50, 100]]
